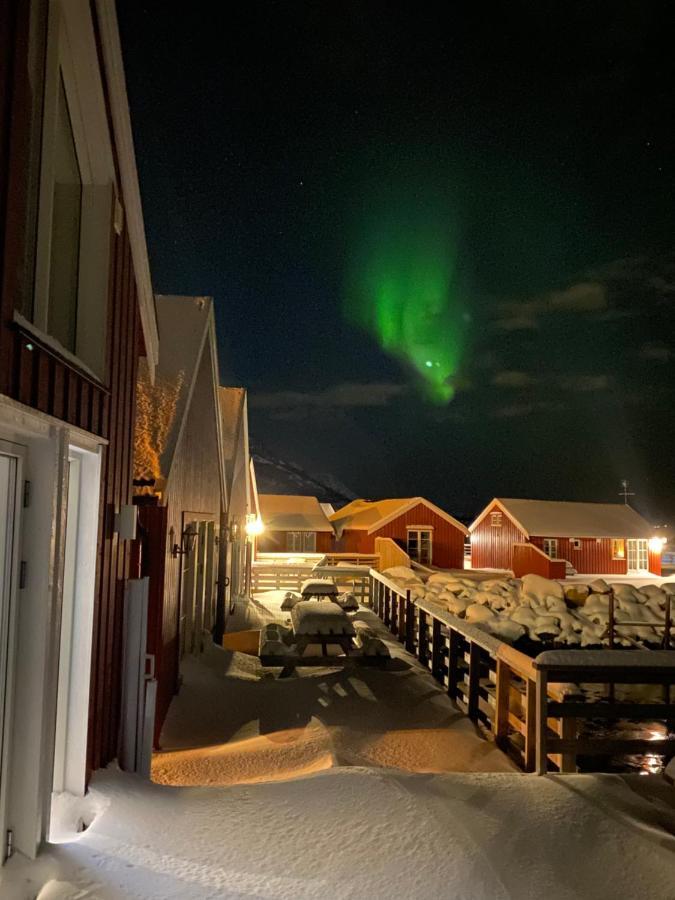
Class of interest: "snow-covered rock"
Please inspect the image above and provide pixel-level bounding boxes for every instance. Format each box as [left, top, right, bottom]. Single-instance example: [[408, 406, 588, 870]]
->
[[521, 574, 564, 605], [383, 566, 422, 583], [446, 595, 470, 617], [588, 578, 611, 594], [465, 603, 495, 623], [486, 618, 526, 642]]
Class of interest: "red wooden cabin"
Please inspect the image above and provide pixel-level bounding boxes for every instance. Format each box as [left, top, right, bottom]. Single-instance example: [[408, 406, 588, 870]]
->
[[330, 497, 468, 569], [0, 0, 158, 859], [470, 498, 662, 578]]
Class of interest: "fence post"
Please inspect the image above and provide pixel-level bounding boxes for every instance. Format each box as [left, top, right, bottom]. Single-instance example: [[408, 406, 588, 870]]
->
[[418, 609, 428, 666], [495, 658, 510, 749], [398, 593, 406, 643], [405, 592, 415, 653], [535, 668, 548, 775], [431, 617, 443, 681], [524, 679, 537, 772], [468, 642, 481, 721], [447, 628, 461, 699]]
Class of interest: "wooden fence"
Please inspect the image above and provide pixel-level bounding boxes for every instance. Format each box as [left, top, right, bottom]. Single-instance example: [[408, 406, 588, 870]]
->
[[368, 569, 675, 774], [374, 537, 410, 571], [251, 559, 373, 603]]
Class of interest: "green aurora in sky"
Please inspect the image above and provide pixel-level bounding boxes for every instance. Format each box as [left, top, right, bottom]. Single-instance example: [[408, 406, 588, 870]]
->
[[345, 200, 469, 404]]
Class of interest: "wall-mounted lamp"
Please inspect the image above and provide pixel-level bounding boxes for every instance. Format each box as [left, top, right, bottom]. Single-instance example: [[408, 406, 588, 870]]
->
[[245, 514, 264, 538], [648, 536, 667, 554], [172, 525, 199, 558]]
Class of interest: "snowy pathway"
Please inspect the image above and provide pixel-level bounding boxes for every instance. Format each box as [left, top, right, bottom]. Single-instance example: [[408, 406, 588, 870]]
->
[[152, 606, 515, 785], [3, 605, 675, 898]]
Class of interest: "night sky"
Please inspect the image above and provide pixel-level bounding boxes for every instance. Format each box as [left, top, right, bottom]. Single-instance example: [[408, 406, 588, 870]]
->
[[118, 1, 675, 522]]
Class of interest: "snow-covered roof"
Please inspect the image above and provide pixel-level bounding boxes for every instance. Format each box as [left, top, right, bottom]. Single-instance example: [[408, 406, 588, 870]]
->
[[219, 387, 250, 519], [135, 295, 223, 492], [258, 494, 334, 532], [470, 498, 655, 539], [330, 497, 469, 536]]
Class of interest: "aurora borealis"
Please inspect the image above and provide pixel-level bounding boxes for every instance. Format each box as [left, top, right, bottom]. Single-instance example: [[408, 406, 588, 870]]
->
[[345, 200, 468, 403], [120, 0, 675, 522]]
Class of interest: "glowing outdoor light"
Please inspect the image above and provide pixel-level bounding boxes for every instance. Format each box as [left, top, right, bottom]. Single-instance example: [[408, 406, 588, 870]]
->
[[245, 515, 264, 537], [648, 536, 667, 553]]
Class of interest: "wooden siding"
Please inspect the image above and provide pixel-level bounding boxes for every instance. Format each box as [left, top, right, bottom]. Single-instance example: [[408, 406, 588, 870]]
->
[[648, 550, 661, 577], [513, 544, 566, 579], [0, 0, 142, 776], [257, 530, 333, 554], [530, 536, 628, 576], [147, 346, 223, 742], [340, 502, 465, 569], [471, 502, 526, 570]]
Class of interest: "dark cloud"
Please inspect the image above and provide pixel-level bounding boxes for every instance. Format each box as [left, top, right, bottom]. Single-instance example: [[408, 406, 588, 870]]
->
[[251, 381, 407, 411], [492, 370, 538, 388]]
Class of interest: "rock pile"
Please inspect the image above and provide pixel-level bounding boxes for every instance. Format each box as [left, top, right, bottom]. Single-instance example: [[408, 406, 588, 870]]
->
[[382, 567, 673, 648]]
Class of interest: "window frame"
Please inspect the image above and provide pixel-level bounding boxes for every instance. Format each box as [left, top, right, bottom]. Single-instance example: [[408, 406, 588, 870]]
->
[[542, 538, 558, 559], [406, 527, 433, 565], [286, 531, 316, 553], [612, 539, 625, 561], [490, 512, 502, 527], [31, 0, 117, 381]]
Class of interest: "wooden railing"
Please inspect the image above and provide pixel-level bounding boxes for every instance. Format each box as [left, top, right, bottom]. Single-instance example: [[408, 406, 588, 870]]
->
[[534, 650, 675, 774], [250, 563, 317, 593], [250, 559, 373, 602], [512, 542, 566, 579], [374, 537, 410, 571], [368, 568, 675, 774]]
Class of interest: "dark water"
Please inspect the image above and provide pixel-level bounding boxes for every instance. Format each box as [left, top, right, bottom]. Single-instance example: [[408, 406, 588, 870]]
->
[[512, 637, 673, 775]]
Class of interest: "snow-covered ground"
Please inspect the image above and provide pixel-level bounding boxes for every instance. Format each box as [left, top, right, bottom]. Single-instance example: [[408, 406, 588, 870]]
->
[[153, 607, 515, 784], [2, 764, 675, 899], [2, 600, 674, 899]]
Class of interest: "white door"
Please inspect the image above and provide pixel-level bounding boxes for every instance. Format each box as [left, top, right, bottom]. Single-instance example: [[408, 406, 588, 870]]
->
[[627, 539, 648, 573], [0, 449, 22, 856], [51, 446, 101, 804]]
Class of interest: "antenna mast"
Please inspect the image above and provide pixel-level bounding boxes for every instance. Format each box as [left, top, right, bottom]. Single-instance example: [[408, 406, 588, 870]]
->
[[619, 479, 635, 506]]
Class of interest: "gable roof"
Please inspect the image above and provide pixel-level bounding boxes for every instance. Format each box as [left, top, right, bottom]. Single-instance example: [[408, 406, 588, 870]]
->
[[218, 387, 249, 517], [259, 494, 334, 532], [134, 295, 223, 494], [330, 497, 469, 536], [96, 1, 159, 376], [470, 498, 655, 539]]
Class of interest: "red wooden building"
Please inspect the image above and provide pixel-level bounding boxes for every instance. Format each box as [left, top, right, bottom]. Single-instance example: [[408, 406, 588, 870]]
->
[[330, 497, 468, 569], [257, 494, 335, 554], [0, 0, 158, 859], [470, 498, 662, 578]]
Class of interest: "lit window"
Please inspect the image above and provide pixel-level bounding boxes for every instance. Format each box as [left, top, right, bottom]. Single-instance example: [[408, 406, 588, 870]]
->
[[612, 539, 625, 560], [407, 529, 432, 565], [490, 512, 502, 527]]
